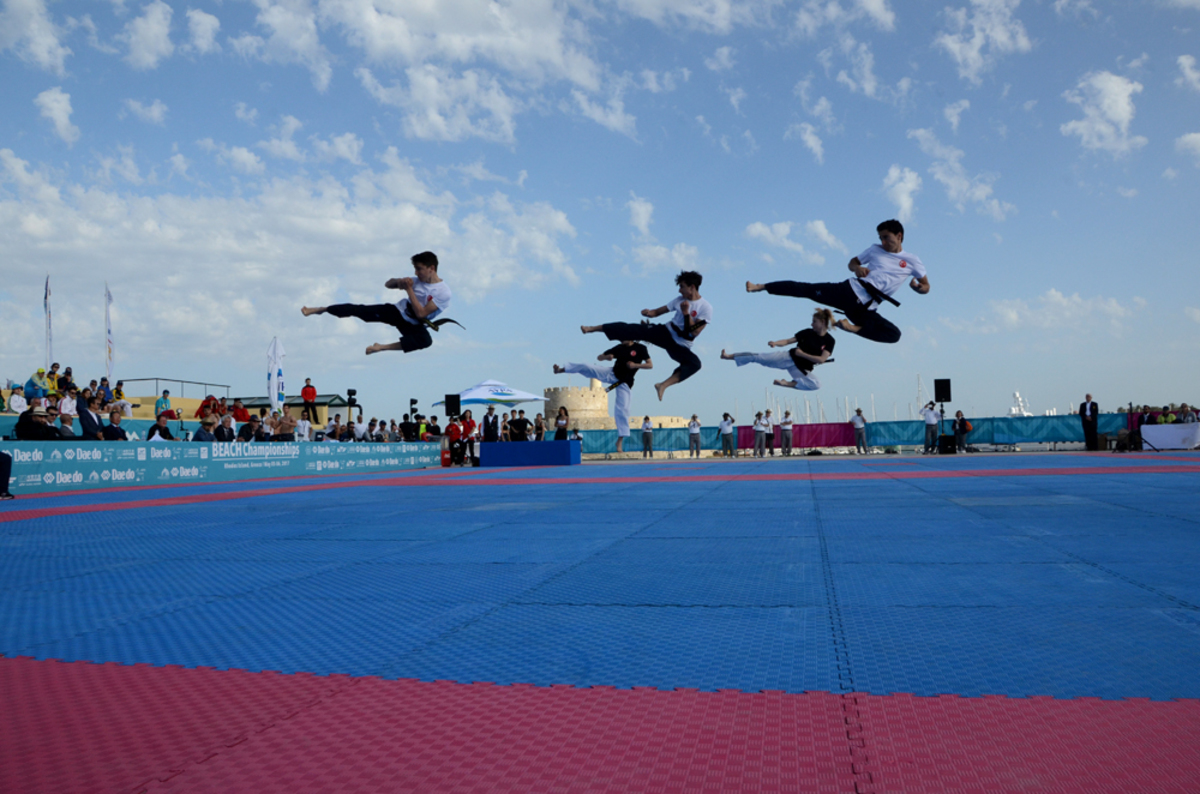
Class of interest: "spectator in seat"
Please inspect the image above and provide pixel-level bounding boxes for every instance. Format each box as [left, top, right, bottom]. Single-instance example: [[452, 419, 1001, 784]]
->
[[57, 413, 77, 439], [216, 396, 229, 416], [110, 381, 135, 417], [46, 362, 61, 395], [215, 414, 236, 442], [237, 415, 266, 442], [56, 367, 77, 395], [16, 406, 60, 440], [97, 378, 114, 404], [1157, 406, 1176, 424], [146, 414, 177, 442], [1178, 403, 1197, 423], [231, 400, 252, 422], [76, 396, 105, 440], [58, 386, 78, 417], [103, 411, 129, 440], [193, 416, 217, 442], [24, 368, 50, 401], [155, 390, 176, 420], [8, 387, 28, 415]]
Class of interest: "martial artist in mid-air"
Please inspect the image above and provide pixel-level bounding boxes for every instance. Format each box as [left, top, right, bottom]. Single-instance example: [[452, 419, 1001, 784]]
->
[[301, 251, 458, 356], [721, 308, 836, 391], [746, 219, 928, 344], [554, 340, 653, 453], [581, 270, 711, 401]]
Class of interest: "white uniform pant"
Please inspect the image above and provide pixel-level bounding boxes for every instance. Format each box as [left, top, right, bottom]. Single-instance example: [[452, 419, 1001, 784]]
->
[[732, 351, 821, 391], [563, 362, 632, 437]]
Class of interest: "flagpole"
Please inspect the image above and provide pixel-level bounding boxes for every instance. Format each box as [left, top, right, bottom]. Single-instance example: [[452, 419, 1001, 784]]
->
[[44, 276, 52, 371], [105, 283, 115, 382]]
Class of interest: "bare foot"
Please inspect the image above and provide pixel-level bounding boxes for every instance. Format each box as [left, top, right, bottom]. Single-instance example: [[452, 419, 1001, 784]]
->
[[774, 379, 793, 388], [366, 343, 384, 355], [301, 306, 324, 317], [746, 281, 765, 293], [720, 349, 733, 360], [553, 365, 565, 374], [655, 381, 667, 401]]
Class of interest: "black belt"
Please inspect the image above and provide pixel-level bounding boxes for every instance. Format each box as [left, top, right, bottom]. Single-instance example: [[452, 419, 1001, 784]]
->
[[855, 278, 901, 307], [405, 305, 465, 331]]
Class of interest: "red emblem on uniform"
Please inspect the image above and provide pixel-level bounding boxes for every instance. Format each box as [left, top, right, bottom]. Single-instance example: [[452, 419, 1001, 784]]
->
[[900, 260, 908, 268]]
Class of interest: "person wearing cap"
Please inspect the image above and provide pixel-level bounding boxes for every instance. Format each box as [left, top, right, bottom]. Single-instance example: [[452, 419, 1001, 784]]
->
[[718, 413, 736, 458], [15, 406, 60, 440], [851, 408, 868, 454], [764, 409, 776, 456], [236, 415, 266, 442], [24, 368, 50, 400], [146, 413, 177, 442], [687, 414, 702, 458], [103, 410, 129, 441], [193, 416, 217, 442], [154, 390, 173, 419], [7, 387, 28, 415], [780, 411, 795, 456], [46, 363, 61, 395]]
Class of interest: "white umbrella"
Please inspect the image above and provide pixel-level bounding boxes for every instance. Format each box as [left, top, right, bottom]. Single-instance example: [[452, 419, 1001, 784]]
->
[[433, 379, 548, 409]]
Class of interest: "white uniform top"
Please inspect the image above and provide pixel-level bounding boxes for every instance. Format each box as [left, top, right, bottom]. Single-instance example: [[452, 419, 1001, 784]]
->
[[688, 421, 701, 434], [849, 244, 927, 309], [58, 395, 76, 415], [754, 418, 769, 432], [781, 418, 794, 430], [718, 419, 734, 434], [395, 279, 452, 325], [666, 295, 713, 349]]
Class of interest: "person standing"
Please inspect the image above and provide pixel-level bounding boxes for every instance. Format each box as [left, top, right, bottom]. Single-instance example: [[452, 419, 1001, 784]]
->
[[0, 450, 14, 500], [920, 402, 940, 454], [300, 379, 319, 424], [753, 412, 767, 458], [641, 416, 654, 458], [582, 270, 712, 401], [554, 407, 570, 441], [296, 409, 313, 441], [460, 410, 477, 461], [481, 406, 499, 443], [687, 414, 702, 458], [1080, 394, 1099, 451], [718, 413, 736, 458], [780, 411, 794, 456], [952, 410, 971, 453], [851, 408, 868, 454], [764, 409, 776, 456], [508, 410, 532, 442], [534, 413, 546, 441]]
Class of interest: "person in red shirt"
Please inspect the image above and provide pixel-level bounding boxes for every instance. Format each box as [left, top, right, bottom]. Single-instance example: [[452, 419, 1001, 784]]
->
[[459, 409, 477, 462], [231, 399, 252, 423], [301, 379, 318, 425], [445, 416, 466, 465]]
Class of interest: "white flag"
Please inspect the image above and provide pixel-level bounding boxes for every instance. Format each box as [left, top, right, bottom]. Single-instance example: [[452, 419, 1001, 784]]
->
[[267, 337, 286, 412], [44, 276, 52, 369], [105, 283, 115, 382]]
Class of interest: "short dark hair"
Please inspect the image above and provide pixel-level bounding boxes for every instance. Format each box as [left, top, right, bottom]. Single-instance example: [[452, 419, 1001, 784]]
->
[[675, 270, 702, 289], [412, 251, 439, 270], [876, 219, 904, 238]]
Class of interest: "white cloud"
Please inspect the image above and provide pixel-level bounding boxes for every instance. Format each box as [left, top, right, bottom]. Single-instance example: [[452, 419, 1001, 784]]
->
[[616, 0, 760, 34], [794, 77, 838, 129], [831, 34, 878, 97], [94, 144, 143, 184], [258, 115, 306, 161], [231, 0, 332, 92], [1185, 307, 1200, 324], [991, 288, 1139, 334], [0, 0, 72, 75], [745, 221, 823, 264], [785, 122, 824, 164], [123, 98, 168, 125], [185, 8, 220, 54], [944, 99, 970, 132], [571, 86, 638, 138], [935, 0, 1032, 85], [122, 0, 174, 70], [1116, 187, 1137, 198], [627, 192, 654, 239], [312, 133, 363, 164], [1053, 0, 1095, 18], [908, 128, 1014, 220], [725, 86, 746, 112], [695, 115, 713, 137], [1177, 133, 1200, 166], [199, 138, 266, 174], [882, 165, 921, 223], [1060, 71, 1148, 157], [34, 87, 80, 146], [632, 242, 699, 271], [795, 0, 895, 35], [1177, 55, 1200, 93], [235, 103, 259, 125], [641, 68, 689, 92], [805, 220, 848, 253], [168, 153, 189, 177], [1163, 167, 1178, 180], [705, 45, 736, 71], [358, 65, 520, 144]]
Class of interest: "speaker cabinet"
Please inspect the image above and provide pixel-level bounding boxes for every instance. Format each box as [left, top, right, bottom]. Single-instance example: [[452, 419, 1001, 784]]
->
[[934, 379, 952, 403], [938, 434, 957, 454], [444, 394, 462, 416]]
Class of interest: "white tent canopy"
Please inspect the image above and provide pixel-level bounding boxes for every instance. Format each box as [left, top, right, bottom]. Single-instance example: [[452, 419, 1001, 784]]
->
[[433, 380, 548, 409]]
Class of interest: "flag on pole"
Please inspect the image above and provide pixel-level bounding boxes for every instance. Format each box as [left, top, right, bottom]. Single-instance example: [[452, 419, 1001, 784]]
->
[[105, 283, 115, 382], [267, 337, 286, 412], [44, 276, 52, 369]]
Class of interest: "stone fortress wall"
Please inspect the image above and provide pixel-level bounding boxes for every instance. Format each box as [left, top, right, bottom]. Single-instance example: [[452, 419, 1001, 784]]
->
[[543, 380, 687, 430]]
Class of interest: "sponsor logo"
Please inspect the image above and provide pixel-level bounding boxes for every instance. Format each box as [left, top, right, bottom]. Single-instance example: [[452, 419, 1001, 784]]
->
[[52, 449, 65, 461], [43, 473, 53, 484], [150, 447, 173, 460], [13, 449, 44, 463], [137, 448, 146, 461], [171, 467, 179, 477], [73, 448, 102, 462], [109, 468, 137, 483], [51, 471, 85, 484], [87, 471, 100, 483], [161, 468, 171, 478], [200, 447, 208, 460], [101, 470, 111, 480]]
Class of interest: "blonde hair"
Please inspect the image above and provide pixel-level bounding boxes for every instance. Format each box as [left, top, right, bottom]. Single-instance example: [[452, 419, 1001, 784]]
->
[[813, 308, 835, 329]]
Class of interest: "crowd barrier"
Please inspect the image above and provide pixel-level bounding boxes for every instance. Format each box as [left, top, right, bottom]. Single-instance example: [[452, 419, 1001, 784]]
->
[[572, 414, 1131, 455], [0, 440, 440, 496]]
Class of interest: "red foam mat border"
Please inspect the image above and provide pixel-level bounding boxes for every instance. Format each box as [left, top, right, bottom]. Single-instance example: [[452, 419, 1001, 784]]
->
[[3, 657, 1199, 793]]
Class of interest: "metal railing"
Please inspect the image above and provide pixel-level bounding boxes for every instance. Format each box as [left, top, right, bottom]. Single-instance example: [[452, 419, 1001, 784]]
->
[[120, 378, 231, 400]]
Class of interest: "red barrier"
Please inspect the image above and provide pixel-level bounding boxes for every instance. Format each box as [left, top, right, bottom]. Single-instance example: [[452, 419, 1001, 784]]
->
[[736, 422, 855, 451]]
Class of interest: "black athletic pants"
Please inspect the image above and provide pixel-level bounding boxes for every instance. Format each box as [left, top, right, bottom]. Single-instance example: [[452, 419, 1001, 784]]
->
[[326, 303, 433, 352], [0, 451, 12, 496], [601, 322, 702, 382], [765, 280, 902, 344]]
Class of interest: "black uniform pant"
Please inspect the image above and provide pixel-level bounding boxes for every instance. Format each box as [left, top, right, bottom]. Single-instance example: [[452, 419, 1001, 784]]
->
[[326, 303, 433, 353], [1082, 419, 1099, 451], [602, 322, 702, 382], [765, 280, 902, 344], [0, 451, 12, 495]]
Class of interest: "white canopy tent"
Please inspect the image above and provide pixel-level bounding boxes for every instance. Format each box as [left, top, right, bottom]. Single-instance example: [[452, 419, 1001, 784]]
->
[[433, 380, 548, 409]]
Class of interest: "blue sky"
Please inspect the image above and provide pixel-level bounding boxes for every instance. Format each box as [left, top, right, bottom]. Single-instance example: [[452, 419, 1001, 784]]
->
[[2, 0, 1198, 424]]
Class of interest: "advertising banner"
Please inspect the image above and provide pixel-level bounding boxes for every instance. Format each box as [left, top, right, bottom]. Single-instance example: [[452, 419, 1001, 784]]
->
[[0, 441, 440, 496]]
